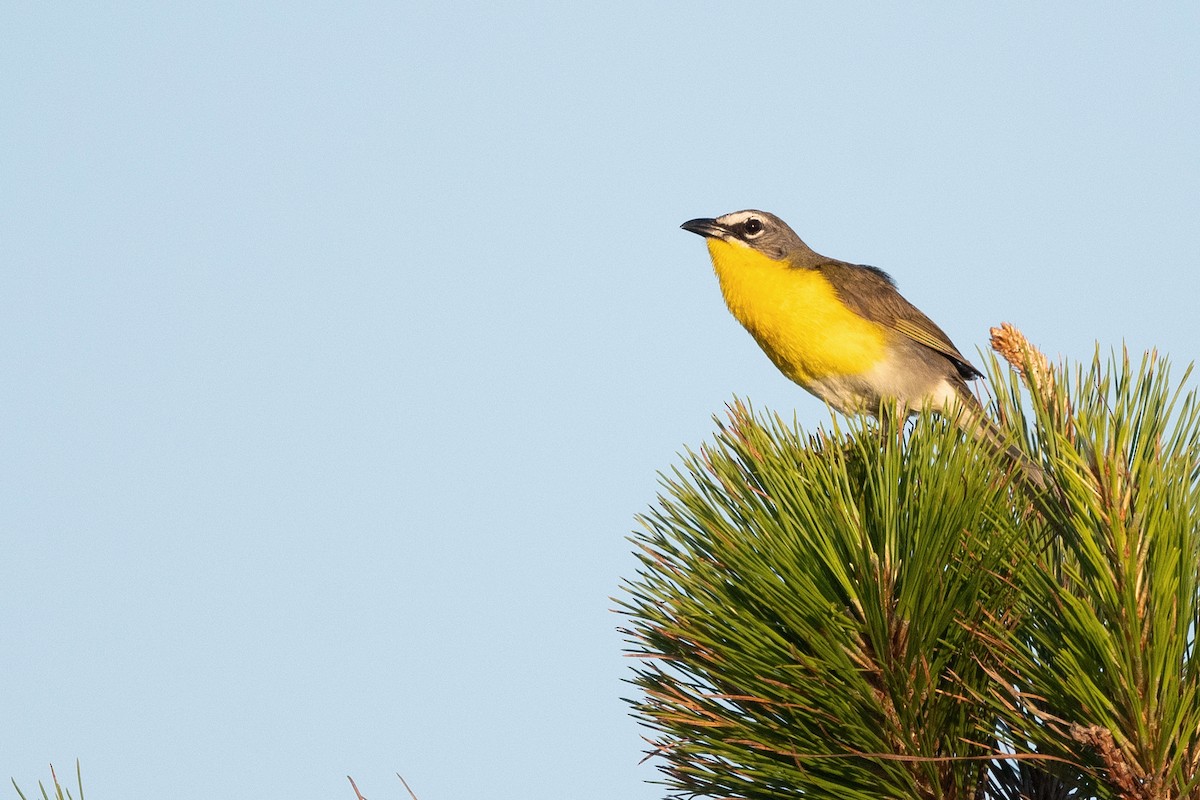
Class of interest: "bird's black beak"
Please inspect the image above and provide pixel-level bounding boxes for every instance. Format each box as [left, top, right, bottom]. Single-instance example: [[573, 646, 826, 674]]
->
[[680, 217, 730, 239]]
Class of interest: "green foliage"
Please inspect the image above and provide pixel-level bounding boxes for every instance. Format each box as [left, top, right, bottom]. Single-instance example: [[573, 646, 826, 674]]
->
[[11, 762, 83, 800], [622, 401, 1039, 799], [622, 350, 1200, 800], [986, 352, 1200, 799]]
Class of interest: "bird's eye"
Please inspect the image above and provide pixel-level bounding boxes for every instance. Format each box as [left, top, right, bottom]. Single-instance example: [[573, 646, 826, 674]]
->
[[744, 218, 764, 236]]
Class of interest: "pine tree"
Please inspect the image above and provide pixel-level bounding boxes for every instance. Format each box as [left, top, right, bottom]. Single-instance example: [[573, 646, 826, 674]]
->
[[620, 327, 1200, 800]]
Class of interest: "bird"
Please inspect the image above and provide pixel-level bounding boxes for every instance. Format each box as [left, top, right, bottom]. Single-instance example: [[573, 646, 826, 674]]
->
[[681, 209, 1044, 488]]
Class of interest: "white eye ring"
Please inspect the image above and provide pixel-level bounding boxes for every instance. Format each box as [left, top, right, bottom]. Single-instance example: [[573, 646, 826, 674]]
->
[[744, 218, 764, 236]]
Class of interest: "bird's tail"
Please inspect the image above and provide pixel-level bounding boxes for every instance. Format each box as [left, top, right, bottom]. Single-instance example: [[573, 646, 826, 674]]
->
[[953, 392, 1048, 494]]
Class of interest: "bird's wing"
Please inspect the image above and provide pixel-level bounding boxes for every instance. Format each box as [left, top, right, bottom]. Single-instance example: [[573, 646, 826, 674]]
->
[[816, 260, 982, 381]]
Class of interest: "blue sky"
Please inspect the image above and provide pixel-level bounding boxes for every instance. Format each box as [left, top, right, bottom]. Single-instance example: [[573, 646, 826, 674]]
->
[[2, 3, 1198, 798]]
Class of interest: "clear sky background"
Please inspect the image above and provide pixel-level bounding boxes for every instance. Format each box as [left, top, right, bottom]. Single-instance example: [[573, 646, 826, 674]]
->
[[2, 4, 1198, 799]]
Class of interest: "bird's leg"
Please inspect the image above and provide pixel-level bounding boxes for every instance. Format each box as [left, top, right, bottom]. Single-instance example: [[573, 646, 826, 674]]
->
[[874, 401, 908, 454]]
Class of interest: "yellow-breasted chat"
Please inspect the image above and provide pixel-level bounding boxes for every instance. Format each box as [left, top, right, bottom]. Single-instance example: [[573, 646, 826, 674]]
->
[[682, 209, 1045, 489]]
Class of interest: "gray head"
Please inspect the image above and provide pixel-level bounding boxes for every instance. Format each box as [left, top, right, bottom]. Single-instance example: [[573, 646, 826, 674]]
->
[[680, 209, 813, 260]]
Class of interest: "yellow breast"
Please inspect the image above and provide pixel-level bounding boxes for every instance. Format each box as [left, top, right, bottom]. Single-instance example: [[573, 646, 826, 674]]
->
[[706, 239, 886, 386]]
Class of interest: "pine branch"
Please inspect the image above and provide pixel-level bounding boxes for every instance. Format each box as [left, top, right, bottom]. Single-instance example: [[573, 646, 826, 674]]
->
[[623, 333, 1200, 800]]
